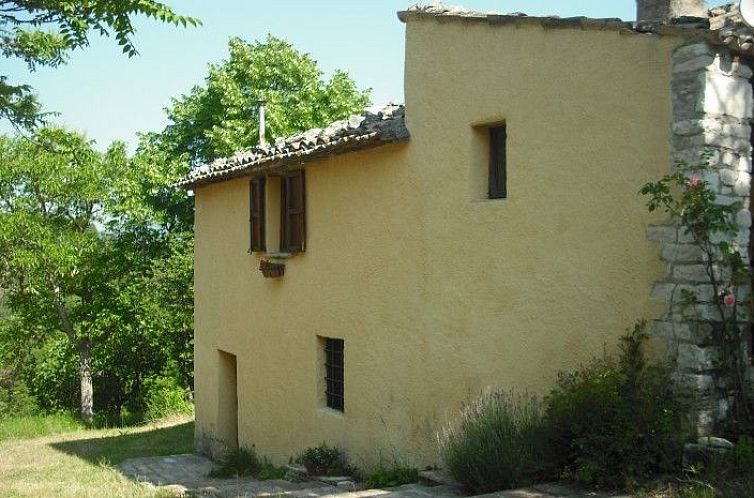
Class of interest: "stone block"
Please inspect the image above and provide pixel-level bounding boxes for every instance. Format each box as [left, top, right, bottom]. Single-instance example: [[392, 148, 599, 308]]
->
[[736, 209, 751, 229], [673, 54, 716, 74], [702, 73, 754, 119], [672, 264, 713, 282], [678, 344, 719, 372], [647, 225, 677, 243], [672, 119, 704, 136], [651, 283, 676, 301], [678, 374, 716, 394], [673, 42, 716, 62], [703, 132, 750, 151], [739, 155, 752, 173], [720, 168, 738, 186], [661, 244, 705, 263], [734, 172, 751, 196], [675, 283, 715, 303]]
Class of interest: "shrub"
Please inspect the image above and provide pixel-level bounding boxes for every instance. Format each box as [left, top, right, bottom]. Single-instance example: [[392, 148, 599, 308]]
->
[[143, 376, 193, 421], [365, 466, 419, 488], [439, 389, 555, 493], [545, 320, 690, 488], [0, 379, 38, 418], [208, 446, 285, 480], [296, 443, 350, 476]]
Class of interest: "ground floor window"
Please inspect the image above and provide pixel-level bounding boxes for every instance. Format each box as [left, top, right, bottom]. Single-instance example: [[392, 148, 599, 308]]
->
[[324, 338, 344, 412]]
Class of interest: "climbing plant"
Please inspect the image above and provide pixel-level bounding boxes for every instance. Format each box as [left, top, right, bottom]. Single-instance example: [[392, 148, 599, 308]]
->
[[641, 155, 753, 426]]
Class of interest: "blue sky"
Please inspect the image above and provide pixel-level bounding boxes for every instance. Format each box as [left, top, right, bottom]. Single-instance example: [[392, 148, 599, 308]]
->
[[3, 1, 638, 149]]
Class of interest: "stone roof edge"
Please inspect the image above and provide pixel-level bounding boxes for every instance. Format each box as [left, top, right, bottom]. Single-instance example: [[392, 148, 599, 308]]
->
[[397, 9, 635, 32], [176, 127, 409, 190]]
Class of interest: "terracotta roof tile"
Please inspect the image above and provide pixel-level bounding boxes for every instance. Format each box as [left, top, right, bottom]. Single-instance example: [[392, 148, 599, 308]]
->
[[177, 103, 408, 189]]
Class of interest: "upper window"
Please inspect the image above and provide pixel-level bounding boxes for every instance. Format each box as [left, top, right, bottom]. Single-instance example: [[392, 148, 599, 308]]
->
[[249, 177, 266, 252], [488, 124, 507, 199], [249, 170, 306, 255], [281, 171, 306, 253]]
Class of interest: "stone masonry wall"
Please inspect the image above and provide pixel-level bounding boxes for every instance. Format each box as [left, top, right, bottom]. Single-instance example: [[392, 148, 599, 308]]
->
[[650, 41, 753, 435]]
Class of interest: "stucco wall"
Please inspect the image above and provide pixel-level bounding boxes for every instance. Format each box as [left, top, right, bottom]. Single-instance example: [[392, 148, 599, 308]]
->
[[194, 20, 682, 468]]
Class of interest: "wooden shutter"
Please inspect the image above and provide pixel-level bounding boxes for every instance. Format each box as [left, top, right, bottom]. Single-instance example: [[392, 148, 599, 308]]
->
[[249, 177, 266, 252], [488, 124, 507, 199], [281, 170, 306, 253]]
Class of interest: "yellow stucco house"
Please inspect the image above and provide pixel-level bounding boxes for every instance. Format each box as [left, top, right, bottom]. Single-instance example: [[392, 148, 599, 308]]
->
[[179, 0, 754, 467]]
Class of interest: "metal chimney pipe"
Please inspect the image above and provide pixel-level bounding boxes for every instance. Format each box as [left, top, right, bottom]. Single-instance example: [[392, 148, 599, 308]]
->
[[636, 0, 706, 22], [257, 100, 267, 147]]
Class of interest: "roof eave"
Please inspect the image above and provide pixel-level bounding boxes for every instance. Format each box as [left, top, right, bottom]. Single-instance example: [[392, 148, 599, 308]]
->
[[177, 132, 409, 190]]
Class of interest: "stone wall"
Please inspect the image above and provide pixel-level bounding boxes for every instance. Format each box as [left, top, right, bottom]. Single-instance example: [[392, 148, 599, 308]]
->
[[650, 40, 753, 435]]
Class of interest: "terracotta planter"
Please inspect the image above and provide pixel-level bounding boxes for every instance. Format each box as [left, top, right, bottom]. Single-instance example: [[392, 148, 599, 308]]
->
[[259, 260, 285, 278]]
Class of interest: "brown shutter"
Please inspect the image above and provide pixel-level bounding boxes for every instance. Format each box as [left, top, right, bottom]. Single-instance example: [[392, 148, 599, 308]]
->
[[249, 177, 266, 252], [281, 170, 306, 253], [489, 124, 507, 199]]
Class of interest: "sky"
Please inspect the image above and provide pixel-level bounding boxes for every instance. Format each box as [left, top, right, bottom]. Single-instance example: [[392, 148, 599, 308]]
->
[[3, 1, 639, 150]]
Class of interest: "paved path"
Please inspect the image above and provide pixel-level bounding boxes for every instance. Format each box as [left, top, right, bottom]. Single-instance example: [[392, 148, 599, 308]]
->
[[115, 454, 629, 498]]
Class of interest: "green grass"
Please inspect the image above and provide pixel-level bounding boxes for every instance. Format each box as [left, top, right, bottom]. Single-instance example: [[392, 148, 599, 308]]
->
[[0, 412, 85, 442], [0, 413, 194, 497]]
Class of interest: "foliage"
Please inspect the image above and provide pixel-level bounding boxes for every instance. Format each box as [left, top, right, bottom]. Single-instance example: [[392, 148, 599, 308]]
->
[[142, 375, 193, 422], [208, 446, 285, 480], [0, 378, 37, 417], [296, 443, 351, 476], [158, 36, 371, 165], [545, 321, 689, 488], [365, 466, 419, 488], [439, 389, 555, 493], [0, 129, 193, 422], [1, 0, 200, 129], [641, 157, 753, 425]]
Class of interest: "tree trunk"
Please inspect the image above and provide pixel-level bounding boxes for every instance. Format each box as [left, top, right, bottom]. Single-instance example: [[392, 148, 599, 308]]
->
[[78, 339, 94, 425]]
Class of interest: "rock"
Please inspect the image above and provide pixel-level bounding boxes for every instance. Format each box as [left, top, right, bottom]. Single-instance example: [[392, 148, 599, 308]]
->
[[284, 464, 308, 482], [336, 480, 356, 489], [698, 436, 735, 449], [683, 442, 729, 467]]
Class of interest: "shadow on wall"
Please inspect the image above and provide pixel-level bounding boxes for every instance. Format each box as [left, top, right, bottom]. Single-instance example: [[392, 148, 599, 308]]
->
[[49, 421, 195, 466]]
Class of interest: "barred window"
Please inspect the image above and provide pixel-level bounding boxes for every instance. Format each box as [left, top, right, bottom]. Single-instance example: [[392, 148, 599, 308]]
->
[[324, 338, 344, 412]]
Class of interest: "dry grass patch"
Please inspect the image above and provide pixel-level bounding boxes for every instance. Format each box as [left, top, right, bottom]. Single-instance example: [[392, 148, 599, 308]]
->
[[0, 414, 193, 498]]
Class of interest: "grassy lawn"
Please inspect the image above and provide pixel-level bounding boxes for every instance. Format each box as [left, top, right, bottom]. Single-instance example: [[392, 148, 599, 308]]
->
[[0, 413, 194, 498]]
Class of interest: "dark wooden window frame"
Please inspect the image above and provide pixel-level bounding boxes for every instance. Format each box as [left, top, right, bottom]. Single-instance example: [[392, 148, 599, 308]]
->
[[488, 123, 507, 199], [280, 170, 306, 253], [324, 337, 344, 412], [249, 177, 266, 252]]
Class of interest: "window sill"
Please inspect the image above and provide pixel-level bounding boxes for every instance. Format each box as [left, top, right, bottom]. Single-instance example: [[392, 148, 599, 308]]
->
[[248, 251, 294, 260], [316, 407, 345, 419]]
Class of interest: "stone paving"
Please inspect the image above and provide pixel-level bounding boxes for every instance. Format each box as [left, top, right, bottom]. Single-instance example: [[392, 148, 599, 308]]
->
[[115, 454, 630, 498]]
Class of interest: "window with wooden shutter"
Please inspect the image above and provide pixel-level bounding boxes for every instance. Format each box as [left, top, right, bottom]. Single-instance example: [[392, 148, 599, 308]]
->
[[488, 124, 507, 199], [249, 177, 266, 252], [281, 170, 306, 253]]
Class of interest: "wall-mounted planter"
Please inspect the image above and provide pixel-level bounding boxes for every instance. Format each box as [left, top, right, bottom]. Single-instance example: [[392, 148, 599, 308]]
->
[[259, 259, 285, 278]]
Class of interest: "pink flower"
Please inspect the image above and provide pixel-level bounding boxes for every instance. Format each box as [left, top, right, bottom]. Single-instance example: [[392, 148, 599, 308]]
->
[[724, 293, 736, 308], [688, 177, 702, 189]]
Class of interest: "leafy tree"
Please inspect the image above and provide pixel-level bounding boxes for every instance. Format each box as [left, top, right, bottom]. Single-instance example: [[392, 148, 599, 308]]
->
[[1, 0, 200, 129], [160, 35, 372, 165], [0, 129, 160, 422]]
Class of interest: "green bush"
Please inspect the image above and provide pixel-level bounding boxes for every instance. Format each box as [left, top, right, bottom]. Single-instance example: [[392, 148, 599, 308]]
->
[[440, 390, 555, 493], [0, 379, 38, 417], [143, 375, 193, 421], [296, 443, 350, 476], [545, 320, 689, 488], [208, 446, 285, 480], [365, 466, 419, 488]]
